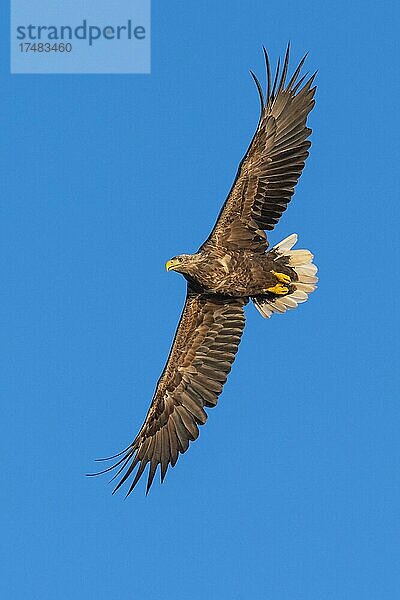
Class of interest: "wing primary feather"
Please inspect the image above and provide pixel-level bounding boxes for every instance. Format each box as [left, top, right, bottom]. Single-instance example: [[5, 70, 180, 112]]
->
[[144, 436, 156, 469], [109, 453, 137, 483], [271, 56, 281, 100], [86, 452, 131, 477], [250, 70, 265, 116], [262, 46, 271, 104], [287, 53, 308, 89], [306, 70, 318, 89], [294, 71, 317, 99], [146, 458, 158, 494], [93, 443, 132, 462], [168, 419, 179, 467], [278, 41, 290, 93], [112, 437, 151, 493], [112, 455, 141, 494], [160, 427, 170, 483], [160, 465, 168, 483], [146, 432, 162, 493], [292, 72, 309, 94], [146, 467, 157, 495], [124, 460, 148, 497]]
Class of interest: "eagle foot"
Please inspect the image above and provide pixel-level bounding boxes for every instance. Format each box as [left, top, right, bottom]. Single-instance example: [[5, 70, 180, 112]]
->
[[272, 271, 291, 284], [267, 284, 289, 295]]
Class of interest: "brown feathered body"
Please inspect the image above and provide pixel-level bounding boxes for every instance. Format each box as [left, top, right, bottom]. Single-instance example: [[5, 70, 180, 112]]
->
[[174, 245, 296, 297]]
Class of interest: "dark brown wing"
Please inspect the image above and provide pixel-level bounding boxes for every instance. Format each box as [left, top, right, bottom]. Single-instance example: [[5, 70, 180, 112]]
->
[[94, 289, 247, 495], [203, 45, 316, 252]]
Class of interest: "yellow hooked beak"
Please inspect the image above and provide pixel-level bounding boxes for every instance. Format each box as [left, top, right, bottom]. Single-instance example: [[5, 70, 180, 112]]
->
[[165, 259, 180, 272]]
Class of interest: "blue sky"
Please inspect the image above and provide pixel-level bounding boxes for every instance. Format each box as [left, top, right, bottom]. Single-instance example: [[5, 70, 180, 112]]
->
[[1, 1, 399, 599]]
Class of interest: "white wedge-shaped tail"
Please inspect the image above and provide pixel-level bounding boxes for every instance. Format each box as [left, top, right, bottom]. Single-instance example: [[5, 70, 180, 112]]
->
[[253, 234, 318, 318]]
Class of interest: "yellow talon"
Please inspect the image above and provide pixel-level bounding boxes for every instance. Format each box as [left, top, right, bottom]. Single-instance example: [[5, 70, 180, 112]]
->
[[267, 284, 289, 295], [272, 270, 291, 284]]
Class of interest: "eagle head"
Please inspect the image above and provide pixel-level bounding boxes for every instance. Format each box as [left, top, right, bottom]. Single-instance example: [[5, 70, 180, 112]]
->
[[165, 253, 200, 275]]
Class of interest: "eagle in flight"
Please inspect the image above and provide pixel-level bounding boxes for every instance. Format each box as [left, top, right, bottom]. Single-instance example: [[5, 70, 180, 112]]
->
[[92, 45, 318, 495]]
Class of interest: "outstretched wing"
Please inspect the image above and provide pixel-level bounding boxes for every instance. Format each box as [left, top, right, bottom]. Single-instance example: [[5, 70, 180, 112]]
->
[[94, 289, 247, 495], [203, 45, 316, 252]]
